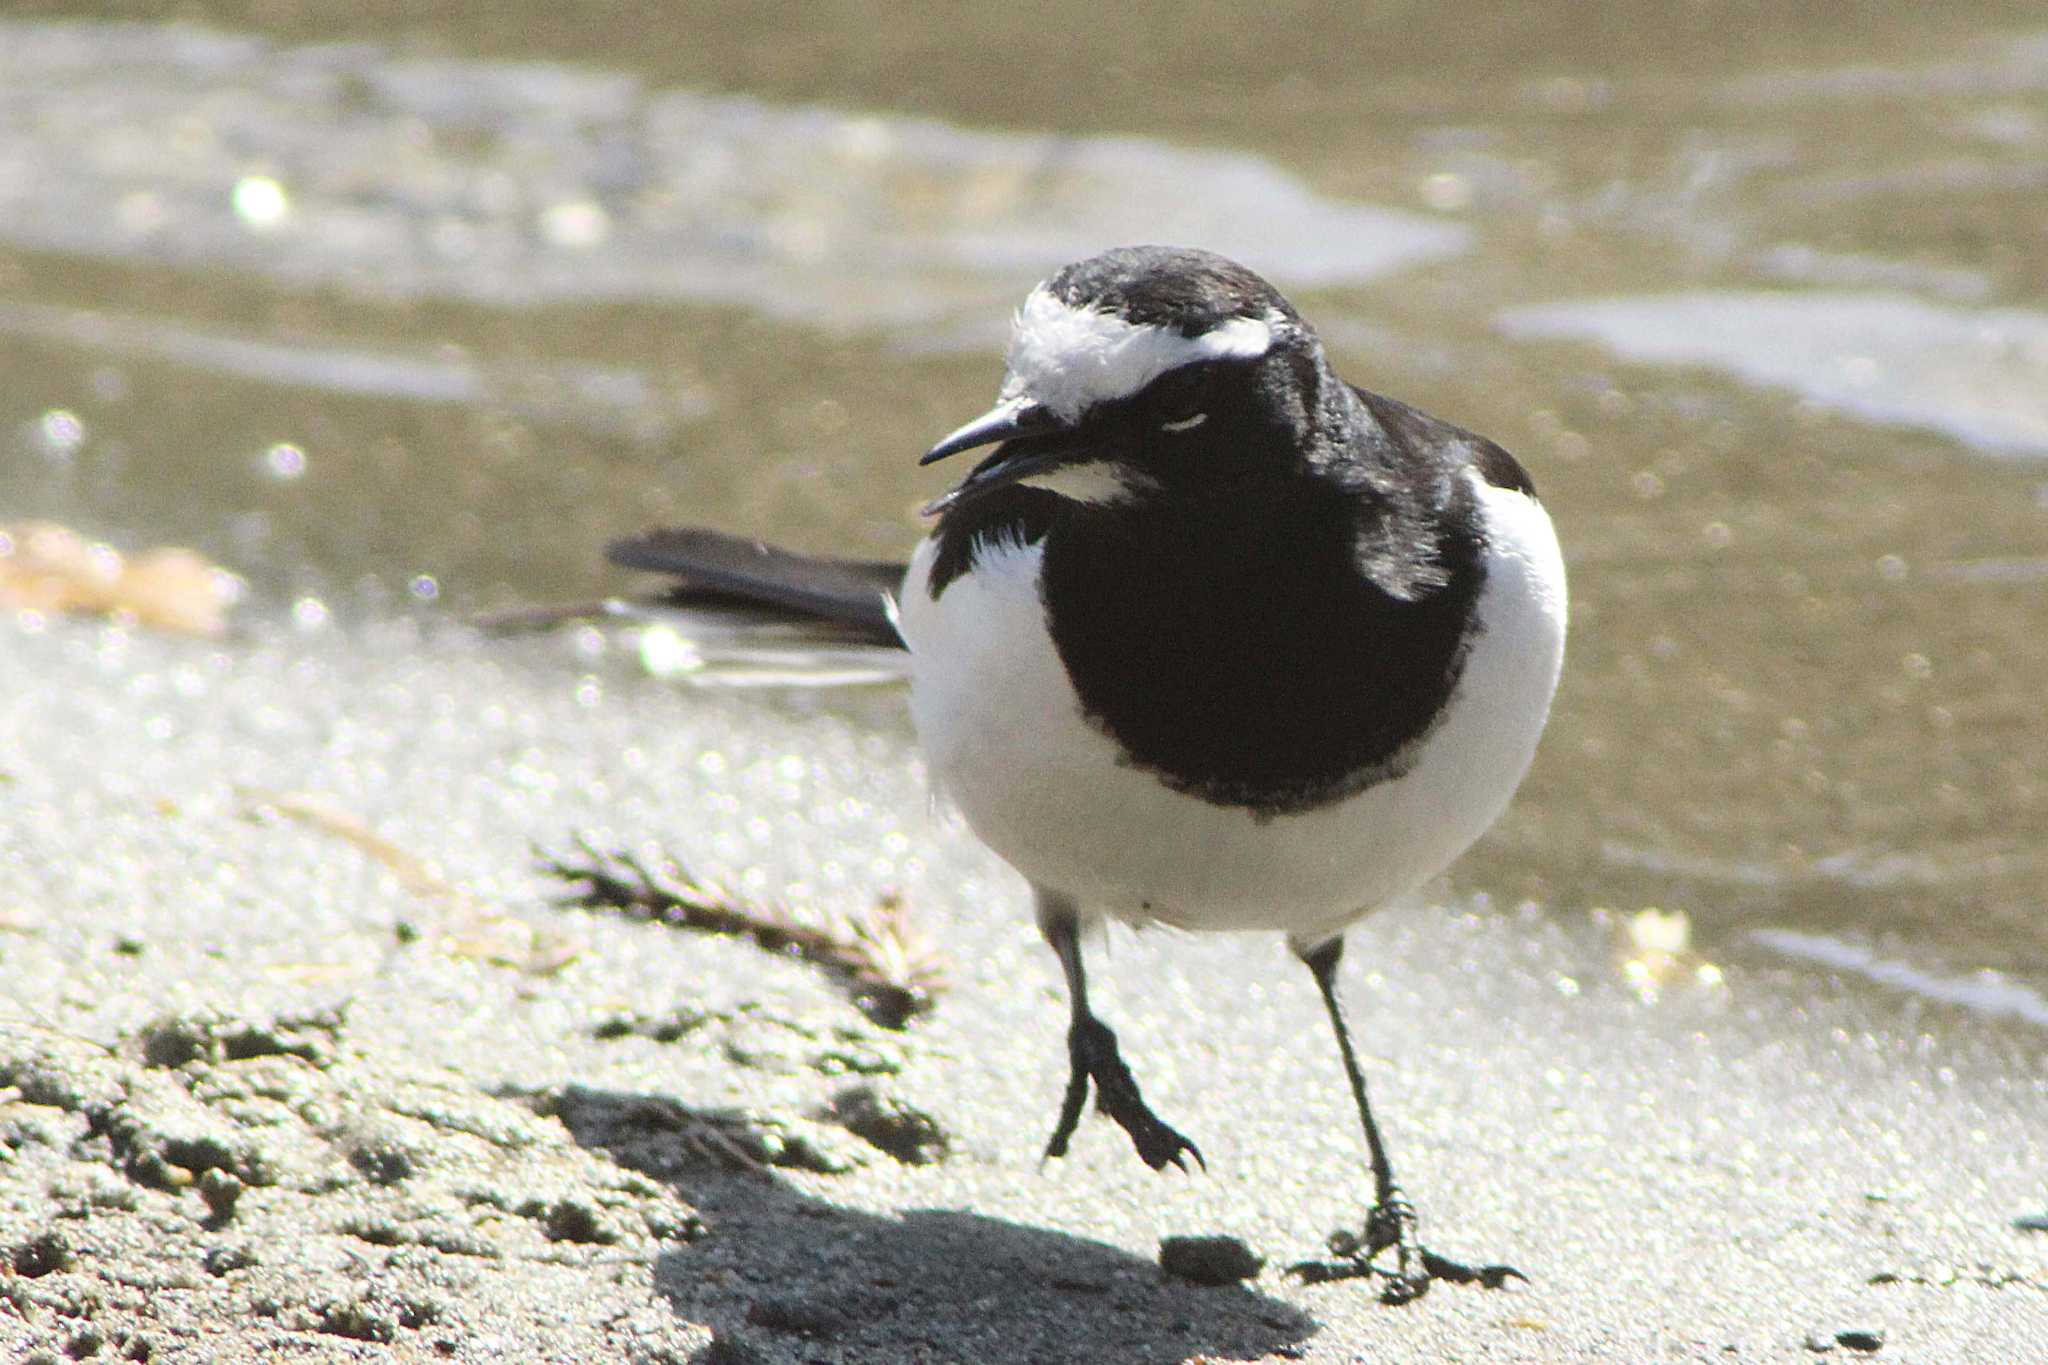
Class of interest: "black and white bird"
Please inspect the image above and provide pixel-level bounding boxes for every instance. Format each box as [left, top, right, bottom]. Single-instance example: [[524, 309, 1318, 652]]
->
[[611, 245, 1567, 1303]]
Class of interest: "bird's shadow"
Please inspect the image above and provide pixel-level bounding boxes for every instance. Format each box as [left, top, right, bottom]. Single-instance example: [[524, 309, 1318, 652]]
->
[[546, 1084, 1316, 1364]]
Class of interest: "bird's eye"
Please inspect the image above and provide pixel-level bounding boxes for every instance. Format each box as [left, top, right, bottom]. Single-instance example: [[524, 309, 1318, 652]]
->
[[1150, 369, 1210, 434]]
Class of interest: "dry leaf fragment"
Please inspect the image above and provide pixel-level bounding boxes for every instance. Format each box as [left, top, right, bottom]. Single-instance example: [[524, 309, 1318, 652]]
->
[[0, 520, 240, 635]]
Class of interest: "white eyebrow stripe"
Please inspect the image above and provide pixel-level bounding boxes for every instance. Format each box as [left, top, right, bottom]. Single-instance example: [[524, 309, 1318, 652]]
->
[[999, 286, 1277, 421]]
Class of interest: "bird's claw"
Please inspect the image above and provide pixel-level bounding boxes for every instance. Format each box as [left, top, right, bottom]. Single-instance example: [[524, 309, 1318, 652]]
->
[[1044, 1015, 1203, 1172], [1289, 1190, 1524, 1304]]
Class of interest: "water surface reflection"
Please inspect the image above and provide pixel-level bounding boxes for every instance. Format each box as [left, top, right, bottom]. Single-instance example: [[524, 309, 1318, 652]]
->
[[1, 10, 2042, 1015]]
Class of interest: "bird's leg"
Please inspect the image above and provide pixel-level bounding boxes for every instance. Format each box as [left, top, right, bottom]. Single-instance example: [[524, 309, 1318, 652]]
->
[[1291, 936, 1525, 1304], [1037, 890, 1203, 1172]]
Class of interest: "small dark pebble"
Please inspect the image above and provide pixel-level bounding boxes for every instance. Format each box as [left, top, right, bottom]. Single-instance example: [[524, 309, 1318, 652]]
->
[[2013, 1213, 2048, 1233], [319, 1299, 397, 1343], [12, 1229, 74, 1277], [347, 1135, 417, 1186], [543, 1197, 619, 1245], [1837, 1330, 1884, 1353], [113, 937, 145, 957], [197, 1167, 242, 1223], [853, 983, 928, 1032], [827, 1085, 947, 1165], [203, 1244, 258, 1276], [1159, 1233, 1264, 1286], [139, 1019, 210, 1070], [393, 920, 421, 944]]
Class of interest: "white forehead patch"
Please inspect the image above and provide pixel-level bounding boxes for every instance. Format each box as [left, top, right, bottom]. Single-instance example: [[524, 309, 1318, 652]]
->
[[1000, 286, 1279, 421]]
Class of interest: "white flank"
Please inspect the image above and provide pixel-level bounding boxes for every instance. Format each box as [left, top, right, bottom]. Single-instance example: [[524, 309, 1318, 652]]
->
[[897, 470, 1567, 942], [1001, 287, 1279, 420]]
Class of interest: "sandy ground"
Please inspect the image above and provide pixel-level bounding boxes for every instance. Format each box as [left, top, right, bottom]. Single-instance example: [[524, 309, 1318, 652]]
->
[[2, 614, 2044, 1363]]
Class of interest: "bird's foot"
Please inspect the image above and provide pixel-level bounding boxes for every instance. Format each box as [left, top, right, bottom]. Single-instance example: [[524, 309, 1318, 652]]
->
[[1044, 1014, 1203, 1172], [1288, 1190, 1525, 1305]]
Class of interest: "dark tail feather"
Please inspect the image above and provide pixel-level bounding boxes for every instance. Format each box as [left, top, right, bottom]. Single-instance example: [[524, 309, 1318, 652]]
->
[[608, 527, 906, 647]]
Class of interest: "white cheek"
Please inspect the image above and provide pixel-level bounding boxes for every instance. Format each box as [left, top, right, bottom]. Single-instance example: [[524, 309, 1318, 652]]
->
[[1014, 461, 1153, 506]]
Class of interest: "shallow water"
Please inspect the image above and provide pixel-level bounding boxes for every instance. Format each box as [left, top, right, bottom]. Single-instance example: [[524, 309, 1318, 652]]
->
[[2, 9, 2042, 1004]]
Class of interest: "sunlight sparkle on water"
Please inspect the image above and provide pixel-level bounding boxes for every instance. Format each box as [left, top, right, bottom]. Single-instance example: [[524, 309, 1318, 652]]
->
[[232, 175, 289, 229], [263, 442, 306, 479], [539, 200, 610, 249], [291, 597, 329, 630], [37, 409, 84, 459]]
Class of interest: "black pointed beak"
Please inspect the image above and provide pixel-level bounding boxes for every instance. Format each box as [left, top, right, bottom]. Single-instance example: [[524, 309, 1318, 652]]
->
[[917, 398, 1093, 517], [920, 397, 1062, 466]]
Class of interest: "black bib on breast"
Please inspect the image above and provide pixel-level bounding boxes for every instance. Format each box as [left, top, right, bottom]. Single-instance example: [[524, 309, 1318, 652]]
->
[[1037, 480, 1487, 818]]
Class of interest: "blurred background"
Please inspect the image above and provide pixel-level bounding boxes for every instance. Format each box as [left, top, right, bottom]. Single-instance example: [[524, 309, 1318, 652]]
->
[[2, 4, 2043, 1002]]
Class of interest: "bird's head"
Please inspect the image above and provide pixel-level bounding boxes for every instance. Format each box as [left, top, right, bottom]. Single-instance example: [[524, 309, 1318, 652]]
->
[[921, 246, 1343, 515]]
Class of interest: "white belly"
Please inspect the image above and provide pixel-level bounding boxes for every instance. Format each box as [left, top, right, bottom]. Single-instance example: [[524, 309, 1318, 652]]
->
[[896, 475, 1567, 942]]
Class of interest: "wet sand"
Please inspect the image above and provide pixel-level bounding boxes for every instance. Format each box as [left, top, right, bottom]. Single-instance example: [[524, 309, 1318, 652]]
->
[[3, 618, 2042, 1362]]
